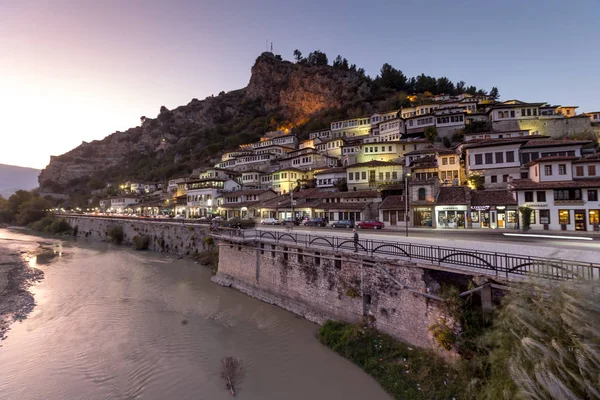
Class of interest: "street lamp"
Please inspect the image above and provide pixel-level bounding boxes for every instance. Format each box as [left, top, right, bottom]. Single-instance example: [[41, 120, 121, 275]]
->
[[404, 172, 411, 237]]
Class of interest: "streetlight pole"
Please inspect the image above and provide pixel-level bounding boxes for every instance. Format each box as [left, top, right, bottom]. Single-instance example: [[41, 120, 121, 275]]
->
[[405, 172, 411, 237]]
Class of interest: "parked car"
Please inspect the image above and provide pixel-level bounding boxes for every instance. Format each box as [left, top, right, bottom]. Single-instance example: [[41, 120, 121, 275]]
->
[[356, 220, 384, 230], [282, 218, 300, 226], [261, 217, 280, 225], [173, 214, 186, 219], [304, 218, 327, 227], [212, 216, 223, 221], [331, 220, 354, 229]]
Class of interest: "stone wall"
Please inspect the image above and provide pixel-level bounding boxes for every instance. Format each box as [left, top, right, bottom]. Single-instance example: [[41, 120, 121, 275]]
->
[[213, 242, 455, 352], [492, 116, 592, 138], [65, 216, 211, 255]]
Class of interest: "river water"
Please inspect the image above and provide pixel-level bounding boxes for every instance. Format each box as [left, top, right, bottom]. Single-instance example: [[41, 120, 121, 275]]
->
[[0, 229, 389, 400]]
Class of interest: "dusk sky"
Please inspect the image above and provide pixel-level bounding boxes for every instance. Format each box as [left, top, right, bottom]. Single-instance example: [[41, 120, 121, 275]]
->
[[1, 0, 598, 169]]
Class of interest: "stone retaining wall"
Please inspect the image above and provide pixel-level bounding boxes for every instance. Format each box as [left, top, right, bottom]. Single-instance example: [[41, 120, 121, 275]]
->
[[65, 216, 211, 255], [213, 242, 457, 354]]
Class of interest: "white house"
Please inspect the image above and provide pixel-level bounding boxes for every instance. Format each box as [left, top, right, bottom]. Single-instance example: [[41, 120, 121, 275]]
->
[[314, 167, 346, 189], [509, 154, 600, 232], [346, 160, 404, 191], [464, 138, 529, 189], [186, 178, 241, 218]]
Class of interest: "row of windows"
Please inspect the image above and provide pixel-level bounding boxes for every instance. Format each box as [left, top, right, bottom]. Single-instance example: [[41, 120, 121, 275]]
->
[[436, 115, 464, 124], [489, 174, 511, 183], [575, 165, 597, 177], [524, 189, 598, 202], [331, 118, 370, 130], [440, 170, 459, 180], [441, 157, 456, 165], [364, 145, 394, 153], [348, 171, 368, 181], [473, 151, 515, 165]]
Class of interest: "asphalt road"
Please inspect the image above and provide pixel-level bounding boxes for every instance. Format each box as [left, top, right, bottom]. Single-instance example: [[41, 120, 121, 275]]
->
[[256, 224, 600, 254]]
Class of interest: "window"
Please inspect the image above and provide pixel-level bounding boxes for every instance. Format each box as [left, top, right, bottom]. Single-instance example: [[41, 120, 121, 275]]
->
[[385, 172, 391, 180], [590, 210, 600, 225], [379, 172, 384, 180], [491, 175, 497, 183], [558, 210, 570, 225], [576, 166, 584, 176], [449, 157, 456, 165], [485, 153, 493, 164], [525, 191, 534, 202], [588, 190, 598, 202], [554, 189, 582, 200], [442, 158, 448, 165], [475, 154, 483, 165], [495, 152, 504, 163], [510, 110, 515, 118], [506, 151, 515, 163], [418, 188, 426, 201], [361, 171, 366, 180], [540, 210, 550, 224], [536, 191, 546, 202], [589, 165, 597, 176], [503, 174, 509, 182], [544, 165, 553, 176], [558, 164, 567, 175], [392, 171, 398, 180], [348, 172, 353, 181]]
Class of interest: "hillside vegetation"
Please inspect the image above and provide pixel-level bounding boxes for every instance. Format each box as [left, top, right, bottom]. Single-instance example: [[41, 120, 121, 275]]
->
[[39, 50, 496, 206]]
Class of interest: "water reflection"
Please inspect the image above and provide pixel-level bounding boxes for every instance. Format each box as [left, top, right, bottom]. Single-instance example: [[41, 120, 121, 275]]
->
[[0, 232, 390, 400]]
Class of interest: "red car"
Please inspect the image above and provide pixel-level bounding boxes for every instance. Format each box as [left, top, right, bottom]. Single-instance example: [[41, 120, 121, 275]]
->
[[356, 220, 384, 230]]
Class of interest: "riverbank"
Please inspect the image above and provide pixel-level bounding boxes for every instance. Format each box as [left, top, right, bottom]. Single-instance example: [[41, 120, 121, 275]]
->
[[318, 320, 466, 399], [0, 233, 58, 341]]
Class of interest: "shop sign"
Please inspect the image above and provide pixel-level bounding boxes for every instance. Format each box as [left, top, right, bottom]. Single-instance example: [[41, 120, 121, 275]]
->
[[524, 203, 548, 207], [472, 206, 489, 211], [437, 206, 467, 211]]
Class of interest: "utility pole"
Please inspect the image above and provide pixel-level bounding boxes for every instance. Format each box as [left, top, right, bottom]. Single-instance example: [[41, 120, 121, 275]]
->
[[290, 185, 294, 230], [405, 173, 411, 237]]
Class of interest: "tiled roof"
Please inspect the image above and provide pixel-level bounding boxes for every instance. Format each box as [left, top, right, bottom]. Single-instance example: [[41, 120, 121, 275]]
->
[[229, 188, 276, 196], [463, 138, 530, 149], [522, 139, 591, 148], [220, 201, 260, 209], [524, 156, 579, 167], [315, 202, 371, 210], [573, 153, 600, 163], [509, 178, 600, 190], [320, 190, 379, 199], [378, 195, 406, 210], [436, 186, 470, 205], [347, 160, 403, 168], [470, 190, 517, 206], [314, 167, 347, 175], [403, 148, 439, 156]]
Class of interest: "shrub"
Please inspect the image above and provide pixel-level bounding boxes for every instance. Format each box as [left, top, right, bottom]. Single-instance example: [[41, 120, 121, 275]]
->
[[132, 234, 150, 250], [29, 215, 72, 234], [107, 225, 124, 244]]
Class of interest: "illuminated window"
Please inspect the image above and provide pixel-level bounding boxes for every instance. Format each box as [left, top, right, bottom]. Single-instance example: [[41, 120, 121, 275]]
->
[[558, 210, 570, 225], [589, 210, 600, 225]]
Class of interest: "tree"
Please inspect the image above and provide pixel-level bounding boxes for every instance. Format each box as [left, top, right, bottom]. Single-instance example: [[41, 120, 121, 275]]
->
[[140, 116, 146, 124], [293, 49, 303, 63], [220, 356, 243, 396], [455, 81, 466, 94], [414, 74, 438, 94], [306, 50, 328, 66], [378, 63, 407, 91], [424, 126, 438, 143], [518, 206, 533, 231], [16, 197, 50, 226], [480, 279, 600, 399], [334, 178, 348, 192], [332, 55, 343, 68], [489, 87, 500, 100], [436, 77, 455, 95], [467, 174, 485, 190]]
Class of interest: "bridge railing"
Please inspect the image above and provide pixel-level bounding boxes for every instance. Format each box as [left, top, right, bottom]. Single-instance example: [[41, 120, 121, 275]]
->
[[213, 228, 600, 281]]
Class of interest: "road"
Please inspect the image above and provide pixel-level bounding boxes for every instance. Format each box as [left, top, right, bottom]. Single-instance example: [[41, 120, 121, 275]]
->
[[256, 225, 600, 264]]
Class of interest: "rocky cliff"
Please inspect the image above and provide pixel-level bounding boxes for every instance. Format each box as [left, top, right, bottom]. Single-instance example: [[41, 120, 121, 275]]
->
[[39, 53, 370, 192]]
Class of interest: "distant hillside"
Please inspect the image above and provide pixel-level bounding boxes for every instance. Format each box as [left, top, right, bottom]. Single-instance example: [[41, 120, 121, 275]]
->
[[39, 50, 494, 196], [0, 164, 40, 198]]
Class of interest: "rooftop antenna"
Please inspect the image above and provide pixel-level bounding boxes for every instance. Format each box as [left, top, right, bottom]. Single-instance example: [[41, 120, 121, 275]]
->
[[270, 42, 273, 53], [266, 39, 268, 52]]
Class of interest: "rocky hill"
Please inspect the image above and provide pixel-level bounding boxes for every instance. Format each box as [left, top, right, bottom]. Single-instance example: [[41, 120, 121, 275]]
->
[[0, 164, 40, 198], [38, 53, 371, 193]]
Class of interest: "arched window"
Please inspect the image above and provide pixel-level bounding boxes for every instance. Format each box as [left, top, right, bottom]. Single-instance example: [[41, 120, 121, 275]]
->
[[418, 188, 426, 201]]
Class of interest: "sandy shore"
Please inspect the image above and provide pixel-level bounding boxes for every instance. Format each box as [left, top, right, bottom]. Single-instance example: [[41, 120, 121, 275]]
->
[[0, 236, 58, 341]]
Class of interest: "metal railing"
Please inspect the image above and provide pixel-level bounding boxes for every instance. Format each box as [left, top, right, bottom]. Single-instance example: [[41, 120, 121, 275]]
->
[[213, 228, 600, 282]]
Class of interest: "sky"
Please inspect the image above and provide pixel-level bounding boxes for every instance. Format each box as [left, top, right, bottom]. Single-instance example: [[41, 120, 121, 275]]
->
[[1, 0, 598, 169]]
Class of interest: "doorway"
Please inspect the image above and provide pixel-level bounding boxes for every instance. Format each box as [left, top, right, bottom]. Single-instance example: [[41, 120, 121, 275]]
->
[[497, 212, 505, 228], [390, 212, 397, 225], [575, 210, 586, 231]]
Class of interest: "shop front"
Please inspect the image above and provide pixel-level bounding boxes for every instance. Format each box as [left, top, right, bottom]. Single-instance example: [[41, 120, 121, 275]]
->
[[413, 207, 433, 227], [435, 205, 467, 229], [471, 206, 518, 229]]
